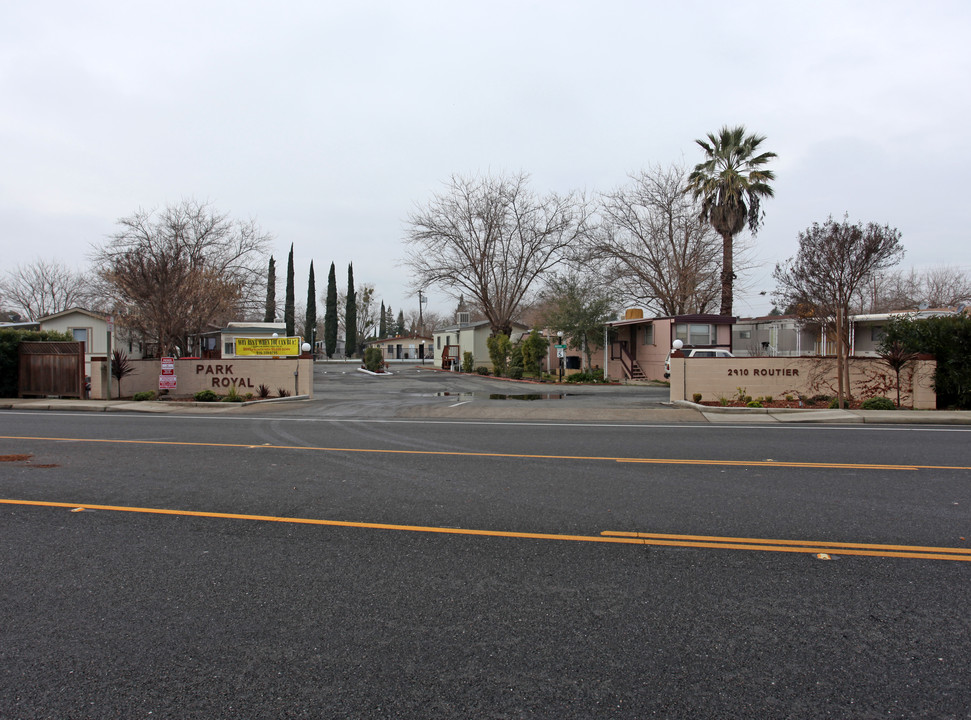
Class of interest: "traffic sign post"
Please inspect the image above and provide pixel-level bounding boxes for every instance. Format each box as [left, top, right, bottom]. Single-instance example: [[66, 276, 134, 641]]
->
[[554, 344, 566, 382]]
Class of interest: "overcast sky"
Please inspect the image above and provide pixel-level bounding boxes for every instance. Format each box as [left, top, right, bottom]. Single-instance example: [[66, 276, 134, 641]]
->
[[3, 1, 968, 320]]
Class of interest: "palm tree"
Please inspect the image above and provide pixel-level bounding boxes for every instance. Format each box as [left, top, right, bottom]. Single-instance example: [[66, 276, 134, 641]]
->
[[686, 125, 776, 317]]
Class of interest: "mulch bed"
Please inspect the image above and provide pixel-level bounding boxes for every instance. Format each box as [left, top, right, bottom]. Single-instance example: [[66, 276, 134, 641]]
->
[[699, 398, 878, 410]]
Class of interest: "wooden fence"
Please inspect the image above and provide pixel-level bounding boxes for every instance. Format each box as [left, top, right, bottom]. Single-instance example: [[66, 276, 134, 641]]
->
[[18, 341, 86, 398]]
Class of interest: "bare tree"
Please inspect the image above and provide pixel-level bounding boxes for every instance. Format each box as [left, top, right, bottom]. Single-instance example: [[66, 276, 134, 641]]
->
[[773, 215, 904, 408], [587, 165, 722, 316], [853, 266, 971, 313], [1, 259, 96, 320], [392, 307, 450, 335], [91, 199, 271, 356], [919, 266, 971, 308], [404, 172, 591, 336]]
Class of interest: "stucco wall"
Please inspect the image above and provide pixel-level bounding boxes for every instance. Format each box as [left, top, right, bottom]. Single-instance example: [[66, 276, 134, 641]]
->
[[668, 356, 936, 409], [90, 358, 314, 399]]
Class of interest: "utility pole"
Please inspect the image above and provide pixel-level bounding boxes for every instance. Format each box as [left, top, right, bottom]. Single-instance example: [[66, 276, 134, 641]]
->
[[417, 289, 427, 336]]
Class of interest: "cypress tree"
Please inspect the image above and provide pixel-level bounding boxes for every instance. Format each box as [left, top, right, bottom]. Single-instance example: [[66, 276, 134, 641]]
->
[[345, 263, 357, 358], [263, 256, 276, 322], [379, 301, 387, 339], [284, 244, 295, 336], [304, 261, 316, 347], [324, 262, 337, 358], [397, 309, 405, 336]]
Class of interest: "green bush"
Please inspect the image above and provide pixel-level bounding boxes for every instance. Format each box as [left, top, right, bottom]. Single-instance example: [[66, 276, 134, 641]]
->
[[486, 334, 510, 377], [520, 330, 548, 376], [363, 347, 384, 372], [746, 400, 763, 408], [506, 366, 524, 380], [828, 397, 841, 409], [194, 389, 220, 402], [565, 369, 607, 384], [861, 396, 896, 410], [692, 393, 703, 403], [222, 385, 244, 402], [475, 366, 490, 375], [883, 314, 971, 409], [462, 351, 474, 373], [509, 344, 524, 372], [133, 391, 156, 402]]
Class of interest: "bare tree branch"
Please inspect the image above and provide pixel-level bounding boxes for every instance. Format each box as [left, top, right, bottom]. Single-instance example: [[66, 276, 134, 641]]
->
[[584, 165, 722, 316], [1, 259, 96, 320], [90, 199, 271, 356], [404, 173, 591, 336], [773, 215, 904, 406]]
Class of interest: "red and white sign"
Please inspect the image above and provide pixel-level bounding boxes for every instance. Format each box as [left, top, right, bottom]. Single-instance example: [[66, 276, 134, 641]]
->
[[160, 357, 175, 375], [159, 375, 177, 390]]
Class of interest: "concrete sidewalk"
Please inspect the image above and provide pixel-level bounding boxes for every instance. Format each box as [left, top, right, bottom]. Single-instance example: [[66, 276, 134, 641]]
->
[[1, 396, 969, 424]]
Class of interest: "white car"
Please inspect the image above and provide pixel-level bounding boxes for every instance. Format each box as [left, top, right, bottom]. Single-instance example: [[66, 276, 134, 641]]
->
[[664, 348, 734, 378]]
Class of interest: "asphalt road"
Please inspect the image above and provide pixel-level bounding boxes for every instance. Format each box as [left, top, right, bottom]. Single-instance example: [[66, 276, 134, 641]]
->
[[1, 374, 970, 719]]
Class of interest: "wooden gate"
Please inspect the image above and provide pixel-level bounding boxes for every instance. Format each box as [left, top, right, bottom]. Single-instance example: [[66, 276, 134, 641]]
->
[[18, 342, 86, 398]]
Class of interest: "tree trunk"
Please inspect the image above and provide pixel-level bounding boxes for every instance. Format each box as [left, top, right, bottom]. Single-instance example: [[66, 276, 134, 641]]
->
[[719, 231, 734, 317], [835, 312, 845, 409]]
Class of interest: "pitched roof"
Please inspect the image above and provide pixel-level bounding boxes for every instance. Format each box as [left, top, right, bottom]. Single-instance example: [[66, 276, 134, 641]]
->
[[38, 307, 107, 323], [433, 319, 529, 333]]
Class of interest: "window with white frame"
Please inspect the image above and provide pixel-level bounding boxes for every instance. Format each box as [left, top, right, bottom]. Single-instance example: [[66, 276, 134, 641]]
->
[[675, 323, 715, 346]]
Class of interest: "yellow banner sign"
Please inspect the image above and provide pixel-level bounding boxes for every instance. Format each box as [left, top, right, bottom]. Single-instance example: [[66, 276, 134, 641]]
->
[[234, 337, 302, 356]]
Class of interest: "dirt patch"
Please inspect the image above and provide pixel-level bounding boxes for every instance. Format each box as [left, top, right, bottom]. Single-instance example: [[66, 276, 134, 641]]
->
[[0, 454, 33, 462]]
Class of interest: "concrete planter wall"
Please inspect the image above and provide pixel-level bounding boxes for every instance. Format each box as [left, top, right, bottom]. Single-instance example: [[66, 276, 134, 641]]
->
[[89, 358, 314, 399], [668, 356, 936, 409]]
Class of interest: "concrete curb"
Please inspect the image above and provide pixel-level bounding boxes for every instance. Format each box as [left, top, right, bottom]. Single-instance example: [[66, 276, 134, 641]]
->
[[673, 400, 971, 424], [2, 396, 968, 424], [0, 395, 312, 414]]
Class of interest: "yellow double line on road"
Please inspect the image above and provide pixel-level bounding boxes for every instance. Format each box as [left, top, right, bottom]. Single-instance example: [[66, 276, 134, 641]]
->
[[3, 434, 971, 471], [1, 498, 969, 563], [600, 531, 971, 562]]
